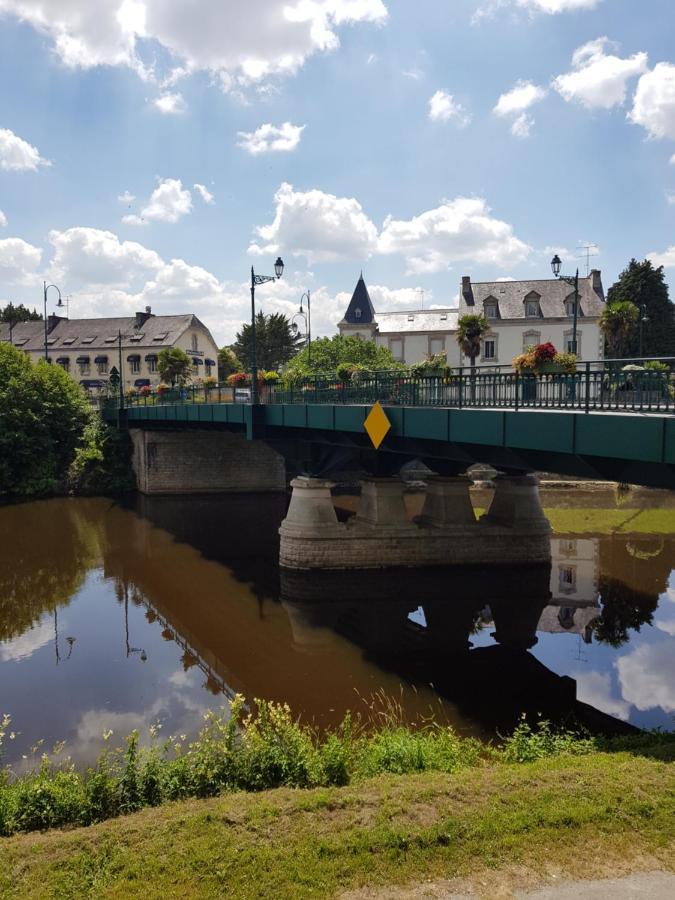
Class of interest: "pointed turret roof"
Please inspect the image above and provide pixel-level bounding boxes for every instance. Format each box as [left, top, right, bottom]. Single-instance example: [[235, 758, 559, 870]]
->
[[341, 274, 376, 324]]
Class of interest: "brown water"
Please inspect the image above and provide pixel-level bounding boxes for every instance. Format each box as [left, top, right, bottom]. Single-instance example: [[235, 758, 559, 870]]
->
[[0, 490, 673, 766]]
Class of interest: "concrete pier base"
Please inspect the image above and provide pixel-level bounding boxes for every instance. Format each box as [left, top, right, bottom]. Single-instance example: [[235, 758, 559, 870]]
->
[[279, 472, 552, 571]]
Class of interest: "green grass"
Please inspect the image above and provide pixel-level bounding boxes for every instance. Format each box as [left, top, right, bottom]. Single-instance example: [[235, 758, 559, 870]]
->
[[1, 750, 673, 899], [469, 506, 675, 533]]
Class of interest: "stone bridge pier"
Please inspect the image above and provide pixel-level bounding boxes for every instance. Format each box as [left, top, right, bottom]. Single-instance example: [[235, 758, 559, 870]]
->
[[130, 428, 286, 494], [279, 472, 551, 570]]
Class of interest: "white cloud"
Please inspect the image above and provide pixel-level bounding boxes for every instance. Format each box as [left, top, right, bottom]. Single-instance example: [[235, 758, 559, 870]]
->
[[574, 670, 631, 721], [193, 183, 214, 205], [123, 178, 193, 225], [494, 80, 547, 138], [249, 182, 379, 264], [474, 0, 601, 22], [378, 197, 531, 274], [118, 190, 136, 204], [0, 210, 6, 227], [0, 237, 42, 282], [0, 618, 53, 662], [428, 90, 470, 127], [616, 641, 675, 714], [671, 154, 675, 165], [0, 1, 388, 89], [647, 245, 675, 268], [0, 127, 49, 171], [237, 122, 305, 155], [153, 91, 186, 114], [629, 63, 675, 141], [48, 227, 163, 288], [667, 192, 675, 206], [553, 38, 648, 109]]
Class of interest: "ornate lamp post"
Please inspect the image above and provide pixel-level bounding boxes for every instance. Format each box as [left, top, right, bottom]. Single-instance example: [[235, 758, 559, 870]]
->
[[43, 281, 64, 362], [250, 257, 284, 403], [550, 255, 579, 355], [639, 304, 649, 359], [291, 290, 311, 364]]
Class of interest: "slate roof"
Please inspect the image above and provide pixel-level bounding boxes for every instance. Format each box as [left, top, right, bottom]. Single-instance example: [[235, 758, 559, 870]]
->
[[340, 274, 376, 324], [0, 313, 211, 352], [375, 309, 459, 334], [460, 274, 605, 320]]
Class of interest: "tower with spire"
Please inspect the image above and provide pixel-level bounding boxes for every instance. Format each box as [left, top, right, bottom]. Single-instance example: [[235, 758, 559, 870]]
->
[[338, 273, 377, 340]]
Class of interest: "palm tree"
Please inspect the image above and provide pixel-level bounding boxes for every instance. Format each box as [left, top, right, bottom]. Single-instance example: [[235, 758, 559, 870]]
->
[[600, 301, 639, 359], [456, 314, 490, 368]]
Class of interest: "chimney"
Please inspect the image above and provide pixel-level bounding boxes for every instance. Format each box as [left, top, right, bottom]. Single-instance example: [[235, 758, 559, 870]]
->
[[461, 276, 474, 305], [135, 307, 153, 328], [47, 314, 65, 334], [590, 269, 603, 297]]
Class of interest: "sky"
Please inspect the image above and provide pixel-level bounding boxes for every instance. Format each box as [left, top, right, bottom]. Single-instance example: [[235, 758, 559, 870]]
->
[[1, 0, 675, 346]]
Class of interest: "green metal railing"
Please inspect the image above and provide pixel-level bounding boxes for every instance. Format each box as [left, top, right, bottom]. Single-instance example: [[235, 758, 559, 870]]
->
[[115, 358, 675, 415]]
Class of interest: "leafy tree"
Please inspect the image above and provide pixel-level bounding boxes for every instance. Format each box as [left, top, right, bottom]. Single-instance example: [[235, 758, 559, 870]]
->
[[217, 346, 243, 382], [600, 301, 639, 358], [593, 576, 659, 647], [456, 314, 490, 368], [284, 334, 402, 376], [158, 347, 192, 386], [0, 302, 42, 322], [607, 259, 675, 357], [232, 313, 304, 372], [0, 343, 91, 498]]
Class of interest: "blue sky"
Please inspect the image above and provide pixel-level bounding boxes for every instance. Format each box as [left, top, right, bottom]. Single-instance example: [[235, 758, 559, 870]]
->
[[1, 0, 674, 344]]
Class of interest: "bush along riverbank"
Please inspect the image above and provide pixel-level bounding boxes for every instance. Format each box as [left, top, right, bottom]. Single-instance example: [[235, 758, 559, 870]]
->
[[0, 343, 134, 500], [1, 699, 673, 838]]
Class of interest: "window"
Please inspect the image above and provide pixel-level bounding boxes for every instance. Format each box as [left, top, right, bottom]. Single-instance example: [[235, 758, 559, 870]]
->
[[78, 362, 90, 376], [205, 362, 212, 376], [482, 339, 496, 360], [389, 338, 404, 361], [104, 335, 117, 344], [522, 330, 540, 350], [148, 358, 157, 374], [407, 314, 414, 322], [565, 299, 576, 317], [564, 330, 582, 357], [63, 337, 76, 345], [152, 332, 168, 341], [558, 566, 576, 594], [191, 334, 199, 352], [97, 361, 108, 375], [440, 313, 448, 321], [559, 540, 577, 557], [354, 308, 362, 319], [131, 359, 140, 374], [57, 358, 69, 371], [82, 336, 96, 344], [525, 300, 540, 317], [429, 337, 445, 356], [484, 302, 498, 319]]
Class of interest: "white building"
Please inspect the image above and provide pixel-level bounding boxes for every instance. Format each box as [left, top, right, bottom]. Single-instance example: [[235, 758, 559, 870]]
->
[[0, 308, 219, 393], [338, 272, 606, 368]]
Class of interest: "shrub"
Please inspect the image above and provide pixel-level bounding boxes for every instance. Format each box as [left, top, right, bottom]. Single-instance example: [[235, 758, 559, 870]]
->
[[227, 372, 250, 387], [644, 360, 669, 373], [410, 353, 449, 378], [552, 351, 578, 374], [260, 371, 280, 384]]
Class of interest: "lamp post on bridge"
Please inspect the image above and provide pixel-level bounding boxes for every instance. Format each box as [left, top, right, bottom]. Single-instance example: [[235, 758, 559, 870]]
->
[[291, 290, 311, 365], [250, 257, 284, 404], [550, 255, 579, 355], [43, 281, 64, 362], [639, 304, 649, 360]]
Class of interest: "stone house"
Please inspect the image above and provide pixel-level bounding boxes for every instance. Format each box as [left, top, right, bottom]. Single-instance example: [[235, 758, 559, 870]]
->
[[0, 308, 219, 393]]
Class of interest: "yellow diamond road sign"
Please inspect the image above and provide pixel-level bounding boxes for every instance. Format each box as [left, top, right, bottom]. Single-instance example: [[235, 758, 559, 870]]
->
[[364, 401, 391, 449]]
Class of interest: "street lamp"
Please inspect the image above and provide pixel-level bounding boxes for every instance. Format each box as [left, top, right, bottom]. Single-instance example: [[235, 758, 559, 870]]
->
[[550, 255, 579, 355], [291, 290, 312, 364], [43, 281, 64, 362], [250, 257, 284, 403], [639, 304, 649, 360]]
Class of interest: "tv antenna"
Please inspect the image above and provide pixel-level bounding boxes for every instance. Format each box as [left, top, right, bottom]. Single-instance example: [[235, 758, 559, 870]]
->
[[576, 243, 599, 277], [416, 288, 425, 309]]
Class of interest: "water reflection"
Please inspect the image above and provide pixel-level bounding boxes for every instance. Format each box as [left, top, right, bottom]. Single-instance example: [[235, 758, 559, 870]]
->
[[0, 492, 673, 766]]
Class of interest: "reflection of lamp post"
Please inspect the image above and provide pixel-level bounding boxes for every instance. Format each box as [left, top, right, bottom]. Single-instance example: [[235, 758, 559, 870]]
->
[[43, 282, 64, 362], [291, 290, 311, 365], [250, 257, 284, 403], [550, 255, 579, 355], [639, 304, 649, 360], [124, 588, 147, 661], [53, 609, 76, 664]]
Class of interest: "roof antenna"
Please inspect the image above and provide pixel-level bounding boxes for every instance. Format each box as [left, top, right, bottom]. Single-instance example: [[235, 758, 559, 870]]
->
[[577, 242, 599, 277], [416, 288, 425, 310]]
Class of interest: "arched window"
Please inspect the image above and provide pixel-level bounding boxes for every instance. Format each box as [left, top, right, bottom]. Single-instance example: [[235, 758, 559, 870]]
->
[[522, 330, 540, 350]]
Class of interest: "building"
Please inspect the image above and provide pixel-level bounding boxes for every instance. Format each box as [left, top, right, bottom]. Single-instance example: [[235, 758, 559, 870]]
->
[[338, 271, 606, 367], [459, 271, 606, 367], [0, 308, 219, 393]]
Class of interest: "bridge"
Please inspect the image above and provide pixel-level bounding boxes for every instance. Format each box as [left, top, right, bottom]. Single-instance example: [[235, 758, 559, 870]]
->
[[102, 362, 675, 571]]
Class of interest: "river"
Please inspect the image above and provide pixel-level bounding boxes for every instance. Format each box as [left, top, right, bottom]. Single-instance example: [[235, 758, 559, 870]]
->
[[0, 487, 673, 767]]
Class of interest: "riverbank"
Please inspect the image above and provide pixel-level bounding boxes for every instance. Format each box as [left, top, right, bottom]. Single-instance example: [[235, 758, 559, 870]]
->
[[1, 741, 673, 899]]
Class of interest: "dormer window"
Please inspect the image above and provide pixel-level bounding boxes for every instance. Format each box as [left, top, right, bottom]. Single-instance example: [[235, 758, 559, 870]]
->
[[525, 299, 541, 318], [407, 314, 414, 322], [484, 301, 498, 319], [565, 299, 581, 317], [355, 308, 362, 319]]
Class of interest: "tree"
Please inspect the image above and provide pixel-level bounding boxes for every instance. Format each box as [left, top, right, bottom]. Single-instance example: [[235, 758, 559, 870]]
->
[[158, 347, 192, 386], [232, 313, 305, 372], [600, 301, 639, 358], [217, 346, 243, 382], [0, 302, 42, 322], [284, 335, 402, 376], [456, 314, 490, 368], [607, 259, 675, 357]]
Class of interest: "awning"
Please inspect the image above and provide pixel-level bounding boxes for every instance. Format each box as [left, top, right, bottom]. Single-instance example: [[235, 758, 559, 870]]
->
[[205, 358, 216, 366], [134, 378, 151, 387], [144, 353, 158, 361], [94, 355, 108, 363], [80, 379, 104, 388], [56, 357, 69, 364], [192, 357, 204, 365], [76, 356, 90, 364], [127, 354, 141, 361]]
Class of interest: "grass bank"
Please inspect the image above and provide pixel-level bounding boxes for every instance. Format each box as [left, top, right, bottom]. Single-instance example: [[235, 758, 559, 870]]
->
[[1, 745, 673, 899]]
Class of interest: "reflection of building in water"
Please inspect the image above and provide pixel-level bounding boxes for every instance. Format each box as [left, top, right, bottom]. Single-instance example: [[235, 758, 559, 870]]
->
[[541, 538, 600, 643]]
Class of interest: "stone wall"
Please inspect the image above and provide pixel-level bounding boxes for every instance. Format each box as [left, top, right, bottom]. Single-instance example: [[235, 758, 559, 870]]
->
[[130, 428, 286, 494]]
